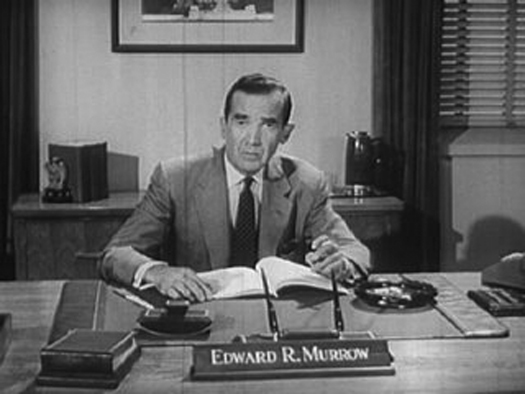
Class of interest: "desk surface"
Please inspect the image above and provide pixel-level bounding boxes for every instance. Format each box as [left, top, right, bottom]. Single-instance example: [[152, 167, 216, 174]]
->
[[1, 273, 524, 394]]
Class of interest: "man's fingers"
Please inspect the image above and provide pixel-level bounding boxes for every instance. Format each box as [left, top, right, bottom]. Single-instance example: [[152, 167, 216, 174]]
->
[[332, 259, 357, 281], [183, 277, 213, 303], [166, 287, 183, 300], [316, 240, 338, 257], [150, 267, 212, 303], [308, 239, 339, 266], [165, 281, 202, 302], [311, 234, 330, 250], [196, 279, 214, 300], [314, 252, 344, 274], [311, 251, 357, 281], [180, 270, 214, 302], [305, 251, 316, 267]]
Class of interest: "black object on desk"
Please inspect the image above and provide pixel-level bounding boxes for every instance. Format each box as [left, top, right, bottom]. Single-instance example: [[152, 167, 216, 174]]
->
[[470, 256, 525, 316], [467, 288, 525, 317], [332, 271, 345, 334], [114, 285, 213, 337], [354, 277, 437, 309], [261, 269, 280, 340], [116, 284, 190, 314], [137, 308, 212, 337]]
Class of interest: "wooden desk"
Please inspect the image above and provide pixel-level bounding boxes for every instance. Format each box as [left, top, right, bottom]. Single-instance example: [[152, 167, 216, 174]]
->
[[1, 273, 524, 393], [12, 193, 403, 280]]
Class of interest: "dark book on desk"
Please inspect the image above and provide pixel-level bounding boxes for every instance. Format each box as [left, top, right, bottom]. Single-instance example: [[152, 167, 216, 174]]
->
[[37, 329, 140, 389], [48, 141, 108, 202]]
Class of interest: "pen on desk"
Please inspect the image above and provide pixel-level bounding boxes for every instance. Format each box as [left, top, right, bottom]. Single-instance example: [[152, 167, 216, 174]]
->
[[112, 287, 155, 310], [138, 283, 156, 291], [331, 271, 345, 336], [261, 269, 280, 341]]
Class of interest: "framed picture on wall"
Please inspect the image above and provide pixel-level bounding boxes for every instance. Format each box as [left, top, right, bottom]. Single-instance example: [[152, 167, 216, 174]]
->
[[112, 0, 304, 53]]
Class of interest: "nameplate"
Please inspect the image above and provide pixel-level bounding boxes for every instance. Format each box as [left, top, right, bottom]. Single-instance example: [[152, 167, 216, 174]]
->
[[191, 339, 394, 380]]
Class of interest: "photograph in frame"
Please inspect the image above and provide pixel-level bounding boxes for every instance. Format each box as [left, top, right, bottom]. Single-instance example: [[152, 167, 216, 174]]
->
[[112, 0, 304, 53]]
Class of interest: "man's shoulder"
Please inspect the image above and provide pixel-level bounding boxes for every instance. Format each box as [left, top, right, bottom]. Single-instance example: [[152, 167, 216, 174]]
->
[[270, 154, 327, 192], [159, 148, 220, 176], [149, 148, 224, 194], [273, 154, 324, 181]]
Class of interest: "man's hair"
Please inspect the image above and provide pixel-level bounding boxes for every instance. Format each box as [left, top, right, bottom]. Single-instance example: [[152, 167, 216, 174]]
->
[[223, 73, 293, 125]]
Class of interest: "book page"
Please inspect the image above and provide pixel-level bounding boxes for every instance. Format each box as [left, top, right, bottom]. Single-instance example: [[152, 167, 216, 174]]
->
[[198, 267, 264, 299], [256, 257, 349, 295]]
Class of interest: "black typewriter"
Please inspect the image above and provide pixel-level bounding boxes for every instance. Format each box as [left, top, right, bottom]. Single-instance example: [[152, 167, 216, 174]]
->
[[467, 287, 525, 317], [469, 256, 525, 317]]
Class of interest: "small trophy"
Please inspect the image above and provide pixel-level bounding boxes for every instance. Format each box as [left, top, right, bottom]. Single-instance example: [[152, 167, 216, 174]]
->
[[42, 157, 73, 203]]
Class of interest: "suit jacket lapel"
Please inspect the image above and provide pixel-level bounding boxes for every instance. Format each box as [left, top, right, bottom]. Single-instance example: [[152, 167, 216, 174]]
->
[[194, 149, 231, 270], [194, 151, 293, 266], [259, 158, 293, 258]]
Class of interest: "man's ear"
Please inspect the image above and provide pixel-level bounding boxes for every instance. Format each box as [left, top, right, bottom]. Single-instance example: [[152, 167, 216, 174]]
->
[[279, 123, 295, 144], [220, 117, 227, 139]]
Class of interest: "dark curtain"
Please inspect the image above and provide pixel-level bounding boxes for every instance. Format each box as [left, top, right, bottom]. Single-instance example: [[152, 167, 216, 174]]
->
[[373, 0, 442, 272], [0, 0, 39, 280]]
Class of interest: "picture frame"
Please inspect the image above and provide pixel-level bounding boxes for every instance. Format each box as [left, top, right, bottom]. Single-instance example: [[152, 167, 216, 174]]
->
[[111, 0, 304, 53]]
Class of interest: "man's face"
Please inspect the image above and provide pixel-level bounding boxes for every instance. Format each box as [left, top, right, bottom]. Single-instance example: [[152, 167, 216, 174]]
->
[[221, 91, 294, 176]]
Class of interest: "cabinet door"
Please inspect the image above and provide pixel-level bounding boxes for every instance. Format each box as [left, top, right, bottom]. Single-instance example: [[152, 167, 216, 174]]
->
[[75, 218, 126, 278], [21, 219, 85, 279], [18, 217, 126, 279]]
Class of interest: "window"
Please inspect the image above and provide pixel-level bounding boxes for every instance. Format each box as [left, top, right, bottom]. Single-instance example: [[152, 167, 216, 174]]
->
[[439, 0, 525, 128]]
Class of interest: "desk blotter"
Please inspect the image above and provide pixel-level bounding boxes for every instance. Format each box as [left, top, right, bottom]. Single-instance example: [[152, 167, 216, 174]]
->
[[48, 278, 508, 349]]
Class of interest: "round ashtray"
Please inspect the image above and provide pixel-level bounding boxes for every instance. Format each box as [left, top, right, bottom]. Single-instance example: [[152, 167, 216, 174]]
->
[[354, 278, 437, 309]]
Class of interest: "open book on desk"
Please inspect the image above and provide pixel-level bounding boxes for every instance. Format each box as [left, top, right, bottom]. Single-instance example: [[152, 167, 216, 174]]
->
[[198, 256, 349, 300]]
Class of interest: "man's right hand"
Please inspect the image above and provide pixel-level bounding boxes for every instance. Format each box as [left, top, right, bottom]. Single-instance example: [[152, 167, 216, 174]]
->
[[143, 265, 213, 303]]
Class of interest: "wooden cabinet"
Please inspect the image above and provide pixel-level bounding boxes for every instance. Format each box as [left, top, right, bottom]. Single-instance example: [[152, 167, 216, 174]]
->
[[12, 193, 141, 280], [12, 193, 403, 279], [331, 196, 404, 272]]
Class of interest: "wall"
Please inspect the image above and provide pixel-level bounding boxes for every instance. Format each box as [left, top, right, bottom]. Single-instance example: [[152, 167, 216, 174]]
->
[[38, 0, 372, 190], [440, 129, 525, 271]]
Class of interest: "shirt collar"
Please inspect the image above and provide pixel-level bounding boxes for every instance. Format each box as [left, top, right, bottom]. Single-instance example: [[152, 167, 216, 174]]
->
[[223, 152, 263, 189]]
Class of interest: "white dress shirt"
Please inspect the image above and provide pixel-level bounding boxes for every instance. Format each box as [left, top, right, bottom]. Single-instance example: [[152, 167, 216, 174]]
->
[[223, 153, 263, 226]]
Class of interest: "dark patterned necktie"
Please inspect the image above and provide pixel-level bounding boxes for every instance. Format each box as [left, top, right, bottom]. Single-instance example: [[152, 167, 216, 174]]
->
[[231, 177, 258, 267]]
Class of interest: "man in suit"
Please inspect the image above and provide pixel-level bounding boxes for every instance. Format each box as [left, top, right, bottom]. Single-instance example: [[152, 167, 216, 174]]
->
[[100, 73, 370, 302]]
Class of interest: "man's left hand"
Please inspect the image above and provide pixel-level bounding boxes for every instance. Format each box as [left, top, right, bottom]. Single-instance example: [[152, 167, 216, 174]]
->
[[305, 235, 361, 282]]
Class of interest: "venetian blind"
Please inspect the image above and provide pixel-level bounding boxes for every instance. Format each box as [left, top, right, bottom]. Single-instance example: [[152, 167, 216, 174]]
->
[[439, 0, 525, 127]]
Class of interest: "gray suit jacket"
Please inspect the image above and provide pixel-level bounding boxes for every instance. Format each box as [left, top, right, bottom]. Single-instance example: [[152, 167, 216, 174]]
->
[[100, 147, 370, 285]]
